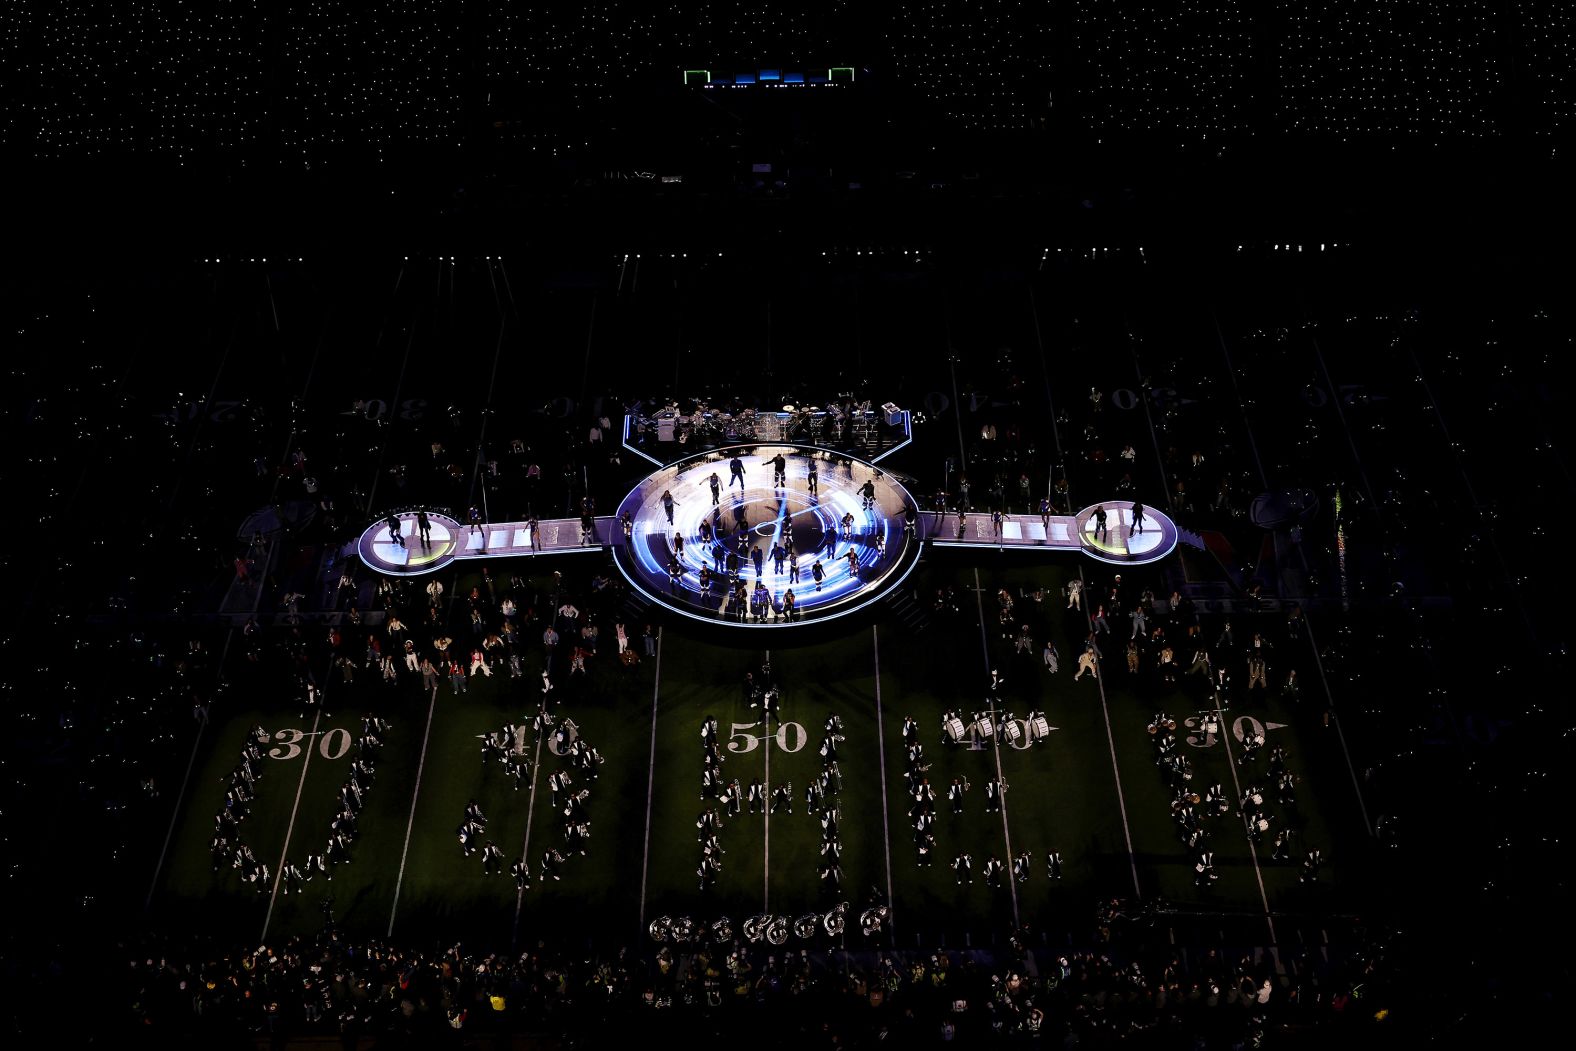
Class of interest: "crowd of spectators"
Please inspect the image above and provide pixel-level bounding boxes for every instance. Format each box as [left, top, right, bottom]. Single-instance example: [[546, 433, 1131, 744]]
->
[[117, 918, 1404, 1047]]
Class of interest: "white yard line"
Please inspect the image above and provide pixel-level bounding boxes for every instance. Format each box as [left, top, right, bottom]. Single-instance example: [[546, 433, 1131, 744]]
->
[[947, 355, 1020, 923], [1081, 571, 1145, 900], [364, 264, 429, 513], [970, 570, 1020, 927], [511, 728, 547, 946], [871, 626, 896, 926], [145, 716, 211, 912], [1026, 287, 1143, 899], [1299, 617, 1372, 836], [386, 685, 440, 936], [390, 292, 504, 934], [637, 628, 664, 933], [261, 708, 321, 941], [1214, 708, 1278, 944], [1212, 310, 1372, 836], [146, 386, 298, 911], [763, 649, 771, 913]]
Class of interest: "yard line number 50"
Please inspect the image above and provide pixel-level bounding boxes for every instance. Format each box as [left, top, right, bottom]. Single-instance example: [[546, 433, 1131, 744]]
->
[[726, 721, 808, 754]]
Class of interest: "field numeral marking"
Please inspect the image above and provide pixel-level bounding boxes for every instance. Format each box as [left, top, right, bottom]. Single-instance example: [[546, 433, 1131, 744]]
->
[[726, 720, 807, 754], [268, 728, 305, 760], [1183, 715, 1288, 749], [1232, 716, 1287, 744], [266, 728, 349, 761], [965, 719, 1056, 752], [319, 727, 352, 760], [1183, 716, 1219, 749]]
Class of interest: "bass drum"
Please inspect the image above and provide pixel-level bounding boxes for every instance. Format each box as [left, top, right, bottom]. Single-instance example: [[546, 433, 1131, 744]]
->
[[648, 916, 672, 943]]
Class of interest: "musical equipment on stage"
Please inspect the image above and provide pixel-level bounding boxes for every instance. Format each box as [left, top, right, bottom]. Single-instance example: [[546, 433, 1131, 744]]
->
[[1001, 720, 1022, 746], [1030, 714, 1051, 741], [973, 713, 994, 740], [944, 716, 966, 744]]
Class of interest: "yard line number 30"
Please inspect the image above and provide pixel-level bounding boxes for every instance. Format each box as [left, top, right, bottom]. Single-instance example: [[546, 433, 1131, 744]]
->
[[267, 728, 353, 761]]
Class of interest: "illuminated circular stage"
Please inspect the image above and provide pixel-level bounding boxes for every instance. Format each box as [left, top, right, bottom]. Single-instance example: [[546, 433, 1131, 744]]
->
[[611, 445, 920, 627], [356, 510, 464, 575]]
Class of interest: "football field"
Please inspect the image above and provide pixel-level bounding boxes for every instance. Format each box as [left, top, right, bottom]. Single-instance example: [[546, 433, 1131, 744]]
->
[[140, 253, 1390, 957], [152, 555, 1367, 954]]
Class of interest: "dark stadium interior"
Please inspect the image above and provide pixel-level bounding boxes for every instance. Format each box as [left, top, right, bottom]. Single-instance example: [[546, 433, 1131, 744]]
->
[[3, 3, 1574, 1048]]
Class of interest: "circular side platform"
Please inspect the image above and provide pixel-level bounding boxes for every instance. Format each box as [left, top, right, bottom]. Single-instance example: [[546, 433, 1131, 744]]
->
[[357, 511, 463, 575], [1071, 501, 1179, 565], [612, 445, 920, 628]]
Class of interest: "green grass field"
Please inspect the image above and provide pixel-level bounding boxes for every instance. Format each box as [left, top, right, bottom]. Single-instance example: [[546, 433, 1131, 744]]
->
[[152, 554, 1369, 954]]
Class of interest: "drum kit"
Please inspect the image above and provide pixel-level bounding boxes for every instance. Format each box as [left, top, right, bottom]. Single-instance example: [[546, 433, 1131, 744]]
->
[[719, 408, 757, 442]]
